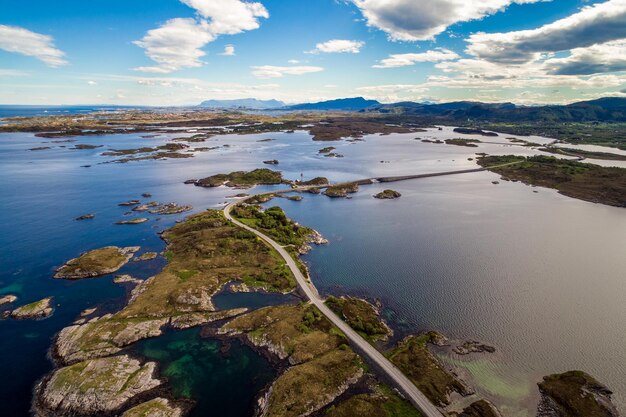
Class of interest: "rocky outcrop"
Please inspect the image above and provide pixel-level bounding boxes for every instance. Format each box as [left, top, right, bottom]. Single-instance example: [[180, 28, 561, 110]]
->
[[537, 371, 619, 417], [75, 214, 95, 221], [114, 274, 143, 285], [10, 297, 54, 319], [55, 246, 140, 279], [374, 189, 401, 199], [54, 315, 169, 364], [299, 230, 329, 254], [0, 294, 17, 306], [134, 252, 158, 262], [116, 218, 149, 225], [459, 399, 502, 417], [169, 308, 247, 330], [453, 340, 496, 355], [122, 398, 183, 417], [36, 355, 161, 416], [149, 203, 192, 215]]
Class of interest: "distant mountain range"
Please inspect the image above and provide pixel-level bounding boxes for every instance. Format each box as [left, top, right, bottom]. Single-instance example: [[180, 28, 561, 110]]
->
[[284, 97, 380, 111], [197, 96, 626, 122], [198, 98, 285, 109]]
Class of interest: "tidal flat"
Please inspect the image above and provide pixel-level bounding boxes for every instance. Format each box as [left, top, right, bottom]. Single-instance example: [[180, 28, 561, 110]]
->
[[0, 120, 624, 416]]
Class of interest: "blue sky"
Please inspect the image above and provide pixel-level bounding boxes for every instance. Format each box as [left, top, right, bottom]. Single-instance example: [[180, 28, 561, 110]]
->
[[1, 0, 625, 105]]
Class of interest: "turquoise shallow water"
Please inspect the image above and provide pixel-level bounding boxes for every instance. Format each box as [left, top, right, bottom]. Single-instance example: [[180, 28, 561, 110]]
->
[[132, 328, 276, 417], [0, 126, 623, 416]]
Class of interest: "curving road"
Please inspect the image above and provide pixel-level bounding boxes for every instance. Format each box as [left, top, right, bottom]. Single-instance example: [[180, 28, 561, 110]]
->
[[223, 165, 521, 417], [223, 179, 454, 416]]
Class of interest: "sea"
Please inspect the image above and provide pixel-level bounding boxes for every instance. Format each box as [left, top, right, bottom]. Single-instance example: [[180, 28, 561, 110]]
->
[[0, 123, 624, 417]]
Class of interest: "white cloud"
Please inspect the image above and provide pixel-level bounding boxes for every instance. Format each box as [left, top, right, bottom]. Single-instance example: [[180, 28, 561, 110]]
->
[[87, 80, 97, 86], [221, 44, 236, 56], [134, 0, 268, 73], [0, 25, 67, 67], [180, 0, 268, 34], [351, 0, 546, 41], [288, 59, 301, 64], [373, 48, 459, 68], [466, 0, 626, 64], [251, 65, 324, 78], [309, 39, 365, 54], [133, 18, 214, 73], [544, 40, 626, 75]]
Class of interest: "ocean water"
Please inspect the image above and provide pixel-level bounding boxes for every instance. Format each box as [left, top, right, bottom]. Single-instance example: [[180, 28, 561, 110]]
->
[[0, 126, 623, 416]]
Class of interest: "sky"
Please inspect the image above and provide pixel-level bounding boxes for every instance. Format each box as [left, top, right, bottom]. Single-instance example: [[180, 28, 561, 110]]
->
[[1, 0, 626, 106]]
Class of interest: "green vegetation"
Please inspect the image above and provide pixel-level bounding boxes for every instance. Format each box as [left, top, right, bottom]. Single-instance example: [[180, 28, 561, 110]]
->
[[38, 355, 161, 415], [222, 304, 346, 364], [222, 304, 365, 417], [318, 147, 336, 154], [10, 297, 53, 319], [458, 400, 501, 417], [482, 122, 626, 150], [325, 296, 390, 341], [232, 205, 315, 248], [122, 398, 183, 417], [478, 155, 626, 207], [324, 182, 359, 198], [374, 189, 402, 199], [193, 168, 286, 188], [54, 246, 138, 279], [325, 385, 423, 417], [121, 210, 296, 318], [299, 176, 330, 186], [539, 146, 626, 161], [538, 371, 618, 417], [387, 334, 469, 407], [265, 349, 363, 417], [444, 138, 481, 147]]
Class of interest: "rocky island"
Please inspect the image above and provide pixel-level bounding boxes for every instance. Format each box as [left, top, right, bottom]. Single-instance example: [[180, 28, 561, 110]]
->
[[54, 246, 140, 279], [374, 189, 402, 199], [8, 297, 54, 320], [190, 168, 287, 188], [537, 371, 619, 417]]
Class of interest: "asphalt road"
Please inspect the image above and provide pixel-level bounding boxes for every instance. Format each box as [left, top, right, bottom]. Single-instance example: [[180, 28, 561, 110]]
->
[[224, 200, 444, 417]]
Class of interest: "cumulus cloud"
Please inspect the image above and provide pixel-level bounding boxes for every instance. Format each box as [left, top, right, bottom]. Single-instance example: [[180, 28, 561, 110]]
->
[[251, 65, 324, 78], [221, 44, 236, 56], [466, 0, 626, 64], [309, 39, 364, 54], [134, 18, 214, 73], [134, 0, 268, 73], [544, 40, 626, 75], [0, 25, 67, 67], [180, 0, 268, 34], [373, 48, 459, 68], [351, 0, 545, 41], [87, 80, 97, 85]]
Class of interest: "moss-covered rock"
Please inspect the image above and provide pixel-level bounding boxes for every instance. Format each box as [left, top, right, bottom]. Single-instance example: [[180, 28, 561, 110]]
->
[[537, 371, 619, 417], [10, 297, 54, 319], [55, 246, 139, 279], [374, 190, 401, 199], [192, 168, 286, 188], [122, 398, 183, 417], [325, 296, 391, 341], [36, 355, 161, 415], [324, 385, 422, 417], [387, 334, 470, 407], [458, 399, 501, 417], [262, 349, 364, 417]]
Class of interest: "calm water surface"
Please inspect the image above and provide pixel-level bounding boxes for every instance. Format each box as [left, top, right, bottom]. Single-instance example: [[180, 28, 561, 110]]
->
[[0, 126, 623, 416]]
